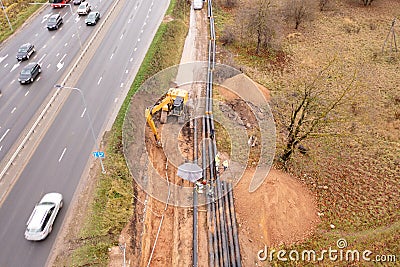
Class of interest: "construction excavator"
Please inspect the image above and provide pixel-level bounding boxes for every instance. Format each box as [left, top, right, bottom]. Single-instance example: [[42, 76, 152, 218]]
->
[[145, 88, 189, 147]]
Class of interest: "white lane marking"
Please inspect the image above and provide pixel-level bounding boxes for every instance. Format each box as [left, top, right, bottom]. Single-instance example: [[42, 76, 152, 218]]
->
[[0, 146, 2, 151], [125, 70, 128, 74], [97, 76, 102, 85], [120, 34, 124, 40], [134, 47, 137, 52], [10, 79, 15, 84], [114, 98, 118, 103], [66, 19, 70, 23], [64, 42, 68, 47], [58, 147, 67, 162], [57, 62, 64, 71], [10, 62, 20, 72], [72, 33, 75, 38], [141, 29, 143, 33], [25, 91, 29, 96], [62, 13, 68, 18], [0, 54, 8, 64], [56, 53, 60, 57], [78, 25, 82, 29], [75, 16, 80, 23], [41, 14, 51, 23], [35, 33, 39, 37], [4, 63, 8, 68], [33, 54, 37, 59], [52, 35, 55, 39], [57, 54, 67, 72], [138, 38, 140, 42], [81, 108, 86, 118], [37, 53, 47, 64], [11, 107, 16, 114], [36, 77, 41, 82], [110, 53, 114, 60], [43, 44, 47, 49], [144, 22, 146, 26], [128, 19, 131, 24], [0, 129, 10, 143], [120, 83, 123, 87], [47, 64, 51, 68], [130, 57, 133, 62]]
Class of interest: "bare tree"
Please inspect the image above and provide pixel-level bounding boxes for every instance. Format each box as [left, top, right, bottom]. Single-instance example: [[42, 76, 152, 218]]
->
[[319, 0, 330, 11], [273, 61, 358, 165], [362, 0, 374, 6], [284, 0, 316, 30], [241, 0, 275, 54]]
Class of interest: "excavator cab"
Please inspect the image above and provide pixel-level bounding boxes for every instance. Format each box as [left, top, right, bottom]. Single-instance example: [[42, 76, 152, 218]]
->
[[171, 96, 184, 116]]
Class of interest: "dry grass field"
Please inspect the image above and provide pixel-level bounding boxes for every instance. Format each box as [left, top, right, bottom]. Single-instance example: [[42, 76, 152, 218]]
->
[[215, 0, 399, 265]]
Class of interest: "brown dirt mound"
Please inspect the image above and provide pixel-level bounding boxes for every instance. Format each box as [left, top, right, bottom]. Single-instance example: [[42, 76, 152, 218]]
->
[[234, 168, 319, 264]]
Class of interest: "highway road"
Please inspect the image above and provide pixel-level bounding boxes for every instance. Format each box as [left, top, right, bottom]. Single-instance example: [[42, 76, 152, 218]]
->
[[0, 0, 110, 162], [0, 0, 169, 266]]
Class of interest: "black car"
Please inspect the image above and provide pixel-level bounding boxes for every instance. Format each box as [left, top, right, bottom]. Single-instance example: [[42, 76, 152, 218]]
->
[[85, 11, 100, 25], [73, 0, 85, 5], [47, 14, 63, 30], [16, 43, 35, 61], [19, 62, 41, 84]]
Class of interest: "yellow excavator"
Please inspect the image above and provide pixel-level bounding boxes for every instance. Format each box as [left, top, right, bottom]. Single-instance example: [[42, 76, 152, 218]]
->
[[145, 88, 189, 147]]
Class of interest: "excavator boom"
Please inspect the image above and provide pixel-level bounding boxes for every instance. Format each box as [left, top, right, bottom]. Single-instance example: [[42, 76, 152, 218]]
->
[[145, 88, 189, 147]]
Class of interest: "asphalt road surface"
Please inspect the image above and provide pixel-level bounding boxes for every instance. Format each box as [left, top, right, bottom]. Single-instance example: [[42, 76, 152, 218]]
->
[[0, 0, 169, 266]]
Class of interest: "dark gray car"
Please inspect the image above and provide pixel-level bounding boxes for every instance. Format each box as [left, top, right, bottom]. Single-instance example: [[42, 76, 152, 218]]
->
[[47, 14, 63, 30], [19, 62, 41, 84], [16, 43, 35, 61]]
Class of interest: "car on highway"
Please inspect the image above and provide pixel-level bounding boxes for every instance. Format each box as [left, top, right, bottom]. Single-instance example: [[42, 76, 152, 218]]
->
[[25, 193, 63, 241], [18, 62, 41, 84], [85, 11, 100, 25], [73, 0, 85, 5], [47, 13, 63, 30], [16, 43, 35, 61], [77, 2, 91, 15]]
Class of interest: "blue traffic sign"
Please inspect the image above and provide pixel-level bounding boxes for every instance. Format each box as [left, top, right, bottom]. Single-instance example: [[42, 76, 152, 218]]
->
[[93, 151, 105, 158]]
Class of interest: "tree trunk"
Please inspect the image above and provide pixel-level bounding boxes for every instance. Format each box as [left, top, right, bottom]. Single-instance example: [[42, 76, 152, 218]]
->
[[256, 29, 261, 55]]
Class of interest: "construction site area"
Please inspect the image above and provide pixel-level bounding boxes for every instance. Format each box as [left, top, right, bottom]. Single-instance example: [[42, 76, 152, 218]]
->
[[119, 2, 318, 266]]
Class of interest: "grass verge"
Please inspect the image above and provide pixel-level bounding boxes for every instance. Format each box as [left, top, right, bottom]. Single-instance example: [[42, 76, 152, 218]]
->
[[0, 0, 47, 42]]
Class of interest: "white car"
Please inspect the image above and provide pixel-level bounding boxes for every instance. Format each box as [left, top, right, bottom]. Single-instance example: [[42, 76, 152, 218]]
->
[[25, 193, 63, 241], [77, 2, 91, 15]]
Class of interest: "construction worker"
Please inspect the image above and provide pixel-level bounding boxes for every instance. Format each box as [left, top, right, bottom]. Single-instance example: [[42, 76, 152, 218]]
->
[[215, 153, 221, 173], [222, 160, 229, 171], [195, 180, 204, 193]]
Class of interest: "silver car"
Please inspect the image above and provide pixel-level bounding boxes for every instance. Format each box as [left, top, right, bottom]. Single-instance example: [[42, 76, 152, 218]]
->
[[25, 193, 63, 241], [77, 2, 91, 15]]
